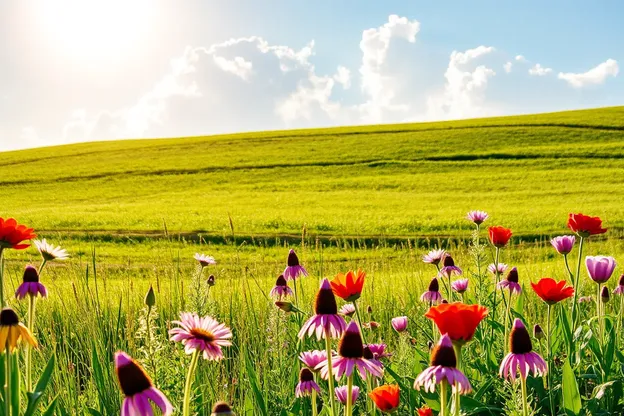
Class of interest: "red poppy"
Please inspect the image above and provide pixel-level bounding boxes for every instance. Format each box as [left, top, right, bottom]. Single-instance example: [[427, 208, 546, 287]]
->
[[0, 218, 36, 250], [488, 226, 513, 248], [330, 269, 365, 302], [425, 302, 489, 344], [369, 384, 400, 413], [531, 278, 574, 305], [567, 213, 607, 237], [417, 407, 434, 416]]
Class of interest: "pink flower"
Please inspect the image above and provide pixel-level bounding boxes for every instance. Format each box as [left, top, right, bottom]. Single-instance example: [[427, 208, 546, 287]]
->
[[420, 278, 443, 304], [423, 249, 447, 265], [488, 263, 508, 275], [451, 278, 469, 294], [169, 312, 232, 360], [194, 253, 216, 267], [299, 350, 328, 371], [391, 316, 407, 333], [466, 210, 488, 225], [613, 275, 624, 295], [438, 255, 462, 278], [335, 385, 360, 405], [269, 275, 293, 300], [414, 334, 471, 394], [339, 303, 356, 317], [497, 267, 521, 294], [586, 256, 617, 284], [298, 279, 346, 340], [283, 249, 308, 281], [15, 265, 47, 300], [499, 319, 547, 382], [295, 368, 320, 397], [550, 235, 575, 255]]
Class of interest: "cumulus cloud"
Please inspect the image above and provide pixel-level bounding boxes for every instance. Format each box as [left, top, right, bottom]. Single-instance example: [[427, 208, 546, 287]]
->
[[528, 63, 552, 76], [212, 56, 253, 80], [333, 66, 351, 89], [503, 62, 512, 73], [558, 59, 619, 88], [515, 55, 526, 62]]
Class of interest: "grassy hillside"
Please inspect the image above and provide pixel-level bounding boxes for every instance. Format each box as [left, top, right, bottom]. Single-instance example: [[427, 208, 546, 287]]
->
[[3, 106, 624, 240]]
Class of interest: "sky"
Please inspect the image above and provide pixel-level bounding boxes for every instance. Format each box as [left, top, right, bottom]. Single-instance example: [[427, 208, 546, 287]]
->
[[1, 0, 622, 151]]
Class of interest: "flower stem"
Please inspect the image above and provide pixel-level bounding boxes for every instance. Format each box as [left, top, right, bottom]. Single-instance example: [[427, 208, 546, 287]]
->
[[353, 301, 368, 345], [452, 343, 462, 416], [491, 247, 501, 340], [504, 291, 512, 342], [618, 295, 624, 344], [182, 350, 200, 416], [440, 381, 448, 416], [325, 333, 337, 416], [25, 294, 36, 391], [312, 377, 318, 416], [346, 374, 353, 416], [547, 304, 554, 416], [0, 248, 5, 308], [563, 254, 574, 284], [597, 283, 603, 344], [521, 376, 529, 416], [4, 346, 11, 416], [571, 236, 585, 327]]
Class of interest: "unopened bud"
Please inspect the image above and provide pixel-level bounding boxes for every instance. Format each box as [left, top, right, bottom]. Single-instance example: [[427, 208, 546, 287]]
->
[[601, 286, 610, 304], [533, 324, 544, 340], [211, 401, 235, 415], [367, 305, 373, 314], [274, 301, 302, 314], [207, 274, 216, 287], [144, 285, 156, 308]]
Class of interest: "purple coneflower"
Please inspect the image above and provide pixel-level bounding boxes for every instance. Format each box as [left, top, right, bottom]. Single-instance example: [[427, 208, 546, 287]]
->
[[613, 275, 624, 295], [15, 265, 48, 300], [500, 319, 547, 382], [300, 350, 328, 371], [340, 303, 356, 317], [295, 368, 321, 397], [414, 334, 471, 394], [586, 255, 616, 284], [466, 210, 489, 226], [420, 278, 443, 304], [451, 278, 469, 294], [497, 267, 521, 294], [391, 316, 407, 333], [364, 343, 391, 368], [423, 249, 447, 266], [317, 321, 383, 381], [115, 351, 173, 416], [169, 312, 232, 360], [438, 255, 462, 278], [270, 275, 293, 299], [550, 235, 575, 256], [299, 279, 346, 340], [487, 263, 508, 275], [194, 253, 216, 268], [283, 249, 308, 281], [211, 402, 235, 415], [335, 385, 360, 405], [34, 239, 68, 261]]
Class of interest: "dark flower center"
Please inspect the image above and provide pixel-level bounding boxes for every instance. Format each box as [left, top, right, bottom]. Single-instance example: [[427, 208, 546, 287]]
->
[[23, 266, 40, 283], [212, 401, 233, 413], [443, 256, 455, 268], [510, 325, 533, 354], [299, 368, 314, 382], [287, 251, 300, 267], [338, 330, 364, 358], [116, 360, 152, 396], [190, 328, 215, 343], [506, 268, 518, 283], [619, 274, 624, 287], [363, 346, 374, 359], [275, 275, 287, 286], [0, 308, 19, 326], [428, 278, 439, 292], [430, 344, 456, 367], [315, 288, 338, 315]]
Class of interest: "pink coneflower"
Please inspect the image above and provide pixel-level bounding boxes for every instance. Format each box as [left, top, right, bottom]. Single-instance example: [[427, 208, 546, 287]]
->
[[466, 210, 489, 226], [365, 343, 391, 368], [335, 385, 360, 405], [438, 255, 462, 278], [295, 368, 321, 397], [269, 275, 293, 299], [487, 263, 508, 275], [613, 275, 624, 295], [169, 312, 232, 360], [211, 402, 235, 415], [499, 319, 547, 382], [391, 316, 407, 333], [420, 278, 443, 304], [317, 321, 383, 381], [340, 303, 356, 317], [423, 249, 447, 266], [194, 253, 216, 268], [586, 256, 616, 284], [414, 334, 472, 394], [497, 267, 521, 294], [300, 350, 328, 371], [115, 351, 173, 416], [451, 278, 469, 294], [298, 279, 346, 340], [283, 249, 308, 281], [15, 265, 47, 300], [34, 239, 68, 261], [550, 235, 575, 256]]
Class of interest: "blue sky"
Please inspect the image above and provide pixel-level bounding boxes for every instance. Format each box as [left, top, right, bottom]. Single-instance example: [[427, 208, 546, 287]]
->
[[1, 0, 622, 151]]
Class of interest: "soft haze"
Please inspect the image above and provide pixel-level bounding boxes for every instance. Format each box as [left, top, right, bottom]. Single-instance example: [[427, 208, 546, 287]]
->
[[1, 0, 622, 151]]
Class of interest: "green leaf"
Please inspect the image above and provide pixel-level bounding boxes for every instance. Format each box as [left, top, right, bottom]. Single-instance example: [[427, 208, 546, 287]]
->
[[562, 358, 582, 416], [24, 351, 56, 416], [41, 397, 58, 416], [87, 408, 103, 416], [244, 349, 267, 416], [10, 354, 20, 416]]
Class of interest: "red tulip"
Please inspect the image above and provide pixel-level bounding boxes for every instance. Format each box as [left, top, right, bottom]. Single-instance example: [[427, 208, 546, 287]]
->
[[567, 213, 607, 237], [417, 406, 434, 416], [425, 302, 489, 344], [369, 384, 400, 413], [330, 269, 365, 302], [531, 278, 574, 305], [0, 218, 36, 251], [488, 226, 512, 248]]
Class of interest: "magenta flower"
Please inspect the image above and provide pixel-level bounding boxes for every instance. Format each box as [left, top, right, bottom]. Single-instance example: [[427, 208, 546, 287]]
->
[[299, 350, 328, 371], [339, 303, 356, 317], [487, 263, 508, 275], [298, 279, 346, 340], [283, 249, 308, 281], [602, 286, 610, 303], [295, 368, 320, 398], [420, 278, 443, 304], [499, 319, 547, 382], [15, 265, 48, 300], [497, 267, 521, 294], [550, 235, 575, 255], [335, 385, 360, 405], [194, 253, 216, 267], [115, 351, 173, 416], [414, 334, 472, 394], [391, 316, 408, 333], [466, 210, 489, 225], [269, 275, 293, 300], [451, 278, 469, 294], [423, 249, 447, 266], [586, 256, 617, 284], [438, 255, 462, 278], [169, 312, 232, 360], [613, 275, 624, 295], [316, 321, 383, 381]]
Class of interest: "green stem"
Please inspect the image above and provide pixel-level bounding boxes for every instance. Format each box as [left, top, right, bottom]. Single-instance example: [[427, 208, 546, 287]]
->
[[353, 301, 367, 345], [563, 254, 574, 284], [521, 376, 529, 416], [452, 343, 462, 416], [25, 295, 36, 391], [346, 374, 353, 416], [5, 346, 11, 416], [312, 376, 318, 416], [0, 248, 5, 308], [504, 291, 512, 342], [325, 333, 337, 416], [547, 304, 554, 416], [37, 259, 48, 276], [182, 350, 200, 416], [440, 381, 448, 416], [491, 247, 501, 340], [618, 295, 624, 345], [597, 283, 603, 345], [571, 236, 585, 327], [146, 306, 156, 374]]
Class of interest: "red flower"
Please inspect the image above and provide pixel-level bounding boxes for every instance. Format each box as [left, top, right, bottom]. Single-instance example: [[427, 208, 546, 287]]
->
[[531, 278, 574, 305], [330, 269, 365, 302], [0, 218, 36, 250], [418, 406, 434, 416], [425, 303, 488, 344], [488, 226, 513, 248], [567, 213, 607, 237], [369, 384, 400, 413]]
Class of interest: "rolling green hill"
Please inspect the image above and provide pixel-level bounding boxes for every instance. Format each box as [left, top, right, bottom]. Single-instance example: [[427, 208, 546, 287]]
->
[[3, 106, 624, 240]]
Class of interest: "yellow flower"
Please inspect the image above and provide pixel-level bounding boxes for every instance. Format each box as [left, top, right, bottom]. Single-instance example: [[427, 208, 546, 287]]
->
[[0, 308, 37, 352]]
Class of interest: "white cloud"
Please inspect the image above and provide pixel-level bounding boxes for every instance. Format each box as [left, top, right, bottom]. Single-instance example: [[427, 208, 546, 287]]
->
[[515, 55, 526, 62], [528, 63, 552, 76], [503, 62, 512, 73], [212, 56, 253, 80], [333, 66, 351, 89], [558, 59, 619, 88]]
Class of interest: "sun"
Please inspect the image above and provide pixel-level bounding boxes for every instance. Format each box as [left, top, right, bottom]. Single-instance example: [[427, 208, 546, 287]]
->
[[35, 0, 150, 60]]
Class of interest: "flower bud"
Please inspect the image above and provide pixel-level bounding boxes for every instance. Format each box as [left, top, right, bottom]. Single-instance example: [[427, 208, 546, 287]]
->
[[601, 286, 610, 304], [533, 324, 544, 340], [207, 274, 216, 287], [367, 305, 373, 314], [144, 285, 156, 308]]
